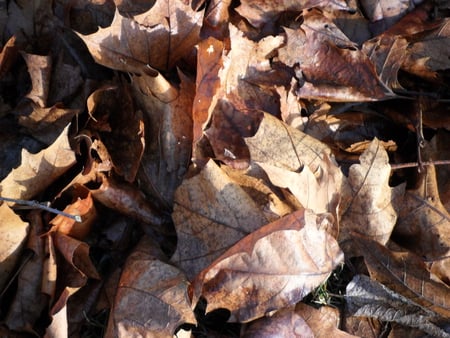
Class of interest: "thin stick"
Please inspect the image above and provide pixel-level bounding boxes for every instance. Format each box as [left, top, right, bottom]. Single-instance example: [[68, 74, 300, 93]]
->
[[0, 197, 82, 222], [390, 160, 450, 170]]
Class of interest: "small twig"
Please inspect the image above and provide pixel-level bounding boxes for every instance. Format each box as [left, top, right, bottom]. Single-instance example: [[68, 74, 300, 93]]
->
[[0, 197, 82, 222], [390, 160, 450, 170]]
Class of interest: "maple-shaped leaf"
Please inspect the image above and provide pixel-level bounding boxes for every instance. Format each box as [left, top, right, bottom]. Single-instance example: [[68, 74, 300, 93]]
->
[[235, 0, 352, 29], [78, 1, 203, 73], [0, 203, 29, 292], [0, 125, 76, 201], [278, 9, 395, 101], [353, 235, 450, 319], [339, 138, 404, 251], [191, 209, 344, 323], [171, 159, 269, 281], [106, 236, 196, 338], [393, 163, 450, 284], [346, 274, 449, 338]]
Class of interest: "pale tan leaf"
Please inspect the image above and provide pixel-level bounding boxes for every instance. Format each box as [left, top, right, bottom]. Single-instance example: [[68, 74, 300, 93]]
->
[[0, 203, 29, 291], [20, 52, 51, 107], [171, 159, 269, 280], [0, 125, 76, 201], [106, 236, 196, 338], [192, 210, 344, 322], [340, 138, 404, 249]]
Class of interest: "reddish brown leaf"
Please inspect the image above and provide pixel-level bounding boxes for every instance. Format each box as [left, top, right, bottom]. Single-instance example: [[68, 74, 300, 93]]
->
[[191, 209, 344, 322]]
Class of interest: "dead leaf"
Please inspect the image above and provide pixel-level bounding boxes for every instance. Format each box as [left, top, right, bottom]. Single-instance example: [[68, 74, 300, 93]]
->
[[339, 138, 404, 250], [352, 235, 450, 319], [295, 302, 358, 338], [78, 1, 203, 73], [241, 306, 314, 338], [0, 125, 76, 201], [171, 159, 269, 280], [191, 209, 344, 322], [106, 236, 196, 338], [49, 184, 97, 240], [346, 274, 450, 338], [0, 203, 29, 292], [0, 35, 19, 78], [235, 0, 352, 29]]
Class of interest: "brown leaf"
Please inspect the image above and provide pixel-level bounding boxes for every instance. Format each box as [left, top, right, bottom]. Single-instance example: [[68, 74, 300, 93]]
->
[[0, 203, 29, 292], [21, 52, 52, 107], [278, 9, 395, 101], [346, 274, 450, 338], [235, 0, 352, 29], [78, 1, 203, 73], [393, 164, 450, 284], [0, 125, 76, 201], [5, 211, 48, 334], [49, 184, 97, 240], [171, 159, 269, 280], [191, 209, 344, 322], [245, 113, 332, 174], [0, 35, 19, 78], [133, 70, 194, 207], [353, 235, 450, 319], [241, 306, 314, 338], [340, 139, 404, 250], [295, 302, 358, 338], [106, 236, 196, 338]]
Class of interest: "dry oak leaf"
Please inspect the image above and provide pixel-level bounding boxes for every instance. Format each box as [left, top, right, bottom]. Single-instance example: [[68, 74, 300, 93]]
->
[[295, 302, 358, 338], [235, 0, 352, 29], [0, 203, 29, 292], [346, 274, 450, 338], [393, 164, 450, 284], [78, 1, 203, 73], [106, 236, 196, 338], [191, 209, 344, 323], [171, 159, 269, 281], [0, 124, 76, 201], [241, 306, 314, 338], [339, 138, 404, 251], [352, 235, 450, 320], [278, 9, 395, 102]]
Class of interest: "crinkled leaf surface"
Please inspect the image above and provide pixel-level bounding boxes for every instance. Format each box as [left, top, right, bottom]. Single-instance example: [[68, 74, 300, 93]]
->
[[192, 210, 344, 322]]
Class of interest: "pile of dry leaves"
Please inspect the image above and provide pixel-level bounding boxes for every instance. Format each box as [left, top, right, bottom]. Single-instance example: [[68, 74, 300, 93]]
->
[[0, 0, 450, 337]]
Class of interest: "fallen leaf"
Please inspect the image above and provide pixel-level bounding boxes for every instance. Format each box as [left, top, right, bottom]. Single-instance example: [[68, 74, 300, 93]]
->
[[171, 159, 269, 280], [0, 125, 76, 201], [352, 235, 450, 319], [0, 203, 29, 292], [339, 138, 404, 250], [106, 236, 196, 338], [241, 306, 314, 338], [191, 209, 344, 322], [346, 274, 450, 338], [295, 302, 358, 338], [78, 1, 203, 73], [20, 52, 52, 108]]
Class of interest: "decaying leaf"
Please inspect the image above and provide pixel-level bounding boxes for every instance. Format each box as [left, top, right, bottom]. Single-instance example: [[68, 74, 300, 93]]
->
[[106, 236, 196, 338], [191, 209, 344, 322], [171, 159, 269, 280], [0, 125, 76, 201], [346, 274, 450, 338]]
